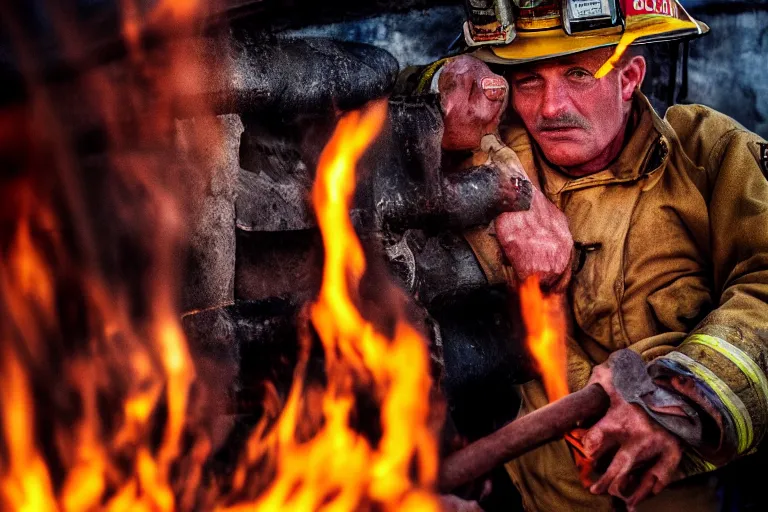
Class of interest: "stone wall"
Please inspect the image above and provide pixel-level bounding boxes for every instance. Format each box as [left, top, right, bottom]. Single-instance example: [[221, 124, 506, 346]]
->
[[177, 114, 243, 313]]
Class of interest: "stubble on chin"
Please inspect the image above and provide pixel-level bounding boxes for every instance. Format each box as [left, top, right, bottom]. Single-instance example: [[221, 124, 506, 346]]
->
[[537, 138, 596, 169]]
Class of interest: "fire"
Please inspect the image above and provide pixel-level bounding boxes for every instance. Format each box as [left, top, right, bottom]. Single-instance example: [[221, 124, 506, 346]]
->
[[309, 101, 437, 510], [0, 0, 440, 507], [223, 100, 440, 512], [3, 0, 213, 508], [153, 0, 200, 20], [0, 27, 438, 510], [0, 349, 58, 512], [519, 276, 568, 402]]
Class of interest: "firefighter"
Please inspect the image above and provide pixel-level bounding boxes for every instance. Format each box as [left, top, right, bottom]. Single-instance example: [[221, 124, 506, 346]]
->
[[422, 1, 768, 510]]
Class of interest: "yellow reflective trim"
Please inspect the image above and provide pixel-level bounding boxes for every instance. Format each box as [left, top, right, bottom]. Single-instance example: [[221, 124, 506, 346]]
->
[[416, 58, 449, 94], [685, 451, 718, 474], [662, 351, 753, 454], [686, 334, 768, 417]]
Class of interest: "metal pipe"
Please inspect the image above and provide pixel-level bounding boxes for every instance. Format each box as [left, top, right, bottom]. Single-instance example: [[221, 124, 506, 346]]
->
[[439, 384, 610, 492]]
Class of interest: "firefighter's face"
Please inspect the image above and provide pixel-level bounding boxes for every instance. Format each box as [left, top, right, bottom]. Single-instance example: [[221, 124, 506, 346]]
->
[[508, 48, 646, 173]]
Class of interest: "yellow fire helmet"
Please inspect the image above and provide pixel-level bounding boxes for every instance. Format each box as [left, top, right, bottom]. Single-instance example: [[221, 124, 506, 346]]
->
[[465, 0, 708, 74]]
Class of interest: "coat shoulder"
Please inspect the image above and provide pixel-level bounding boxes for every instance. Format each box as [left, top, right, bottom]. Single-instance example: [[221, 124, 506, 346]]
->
[[664, 104, 764, 170], [499, 119, 533, 152]]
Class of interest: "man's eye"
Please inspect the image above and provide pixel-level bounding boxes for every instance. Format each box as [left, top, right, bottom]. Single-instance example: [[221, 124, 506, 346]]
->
[[568, 69, 593, 80], [514, 77, 542, 89]]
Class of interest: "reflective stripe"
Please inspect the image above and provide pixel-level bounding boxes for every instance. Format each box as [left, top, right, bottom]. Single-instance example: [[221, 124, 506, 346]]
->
[[686, 451, 718, 473], [416, 58, 449, 94], [662, 351, 753, 454], [686, 334, 768, 415]]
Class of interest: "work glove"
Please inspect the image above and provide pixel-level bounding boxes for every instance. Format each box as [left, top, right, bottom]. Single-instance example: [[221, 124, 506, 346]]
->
[[576, 350, 702, 510], [487, 134, 573, 292], [437, 55, 508, 151]]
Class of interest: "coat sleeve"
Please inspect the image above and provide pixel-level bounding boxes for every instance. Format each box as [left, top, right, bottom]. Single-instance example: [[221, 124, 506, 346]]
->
[[649, 109, 768, 471]]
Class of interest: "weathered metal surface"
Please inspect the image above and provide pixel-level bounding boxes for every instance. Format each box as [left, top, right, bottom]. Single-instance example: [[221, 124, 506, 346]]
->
[[439, 384, 611, 491], [236, 168, 314, 232], [197, 36, 401, 117], [178, 114, 243, 313], [182, 297, 302, 417], [236, 95, 532, 233], [234, 229, 322, 302], [235, 114, 332, 232], [386, 230, 488, 304], [435, 288, 532, 441], [0, 1, 460, 105]]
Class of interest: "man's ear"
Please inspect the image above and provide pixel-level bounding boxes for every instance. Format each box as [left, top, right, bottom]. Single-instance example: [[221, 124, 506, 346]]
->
[[619, 56, 646, 101]]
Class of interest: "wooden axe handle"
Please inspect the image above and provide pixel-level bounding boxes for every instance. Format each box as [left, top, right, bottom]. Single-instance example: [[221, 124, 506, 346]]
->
[[439, 384, 610, 492]]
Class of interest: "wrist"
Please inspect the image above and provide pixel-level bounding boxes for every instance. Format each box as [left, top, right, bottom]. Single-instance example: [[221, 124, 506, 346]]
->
[[649, 358, 738, 464], [592, 350, 704, 447]]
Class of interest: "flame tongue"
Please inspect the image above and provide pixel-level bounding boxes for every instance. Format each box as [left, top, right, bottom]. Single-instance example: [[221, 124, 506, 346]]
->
[[519, 276, 568, 402], [0, 0, 440, 504], [0, 103, 440, 510], [224, 101, 439, 511]]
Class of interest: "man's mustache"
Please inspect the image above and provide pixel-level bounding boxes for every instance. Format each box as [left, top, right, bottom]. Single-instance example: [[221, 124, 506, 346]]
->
[[536, 114, 590, 131]]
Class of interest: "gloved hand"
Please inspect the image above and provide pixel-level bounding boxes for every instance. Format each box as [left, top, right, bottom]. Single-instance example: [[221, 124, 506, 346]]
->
[[479, 133, 573, 292], [494, 186, 573, 293], [437, 56, 573, 292], [580, 350, 701, 511], [437, 55, 508, 151]]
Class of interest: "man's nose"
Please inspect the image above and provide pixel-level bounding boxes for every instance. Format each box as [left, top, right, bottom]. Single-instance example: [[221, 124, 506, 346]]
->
[[539, 81, 568, 119]]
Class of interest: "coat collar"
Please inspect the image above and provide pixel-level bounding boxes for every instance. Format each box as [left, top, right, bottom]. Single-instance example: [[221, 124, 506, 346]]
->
[[535, 92, 673, 197]]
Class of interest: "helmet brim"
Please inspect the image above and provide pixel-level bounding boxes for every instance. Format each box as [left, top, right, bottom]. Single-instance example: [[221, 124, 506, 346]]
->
[[474, 13, 709, 66]]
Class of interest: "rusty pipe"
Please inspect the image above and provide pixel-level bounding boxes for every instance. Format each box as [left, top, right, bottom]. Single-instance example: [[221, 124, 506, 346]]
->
[[439, 384, 610, 492]]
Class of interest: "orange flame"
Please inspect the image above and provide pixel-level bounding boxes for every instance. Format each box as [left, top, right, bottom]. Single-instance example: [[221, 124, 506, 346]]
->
[[223, 100, 439, 512], [0, 1, 211, 509], [310, 101, 437, 509], [0, 349, 58, 512], [0, 0, 439, 508], [519, 276, 568, 402], [154, 0, 200, 20]]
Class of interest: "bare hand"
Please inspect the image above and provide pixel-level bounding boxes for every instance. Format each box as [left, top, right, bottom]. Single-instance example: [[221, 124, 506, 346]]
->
[[439, 495, 484, 512], [438, 55, 508, 150], [494, 188, 573, 292], [582, 363, 683, 510]]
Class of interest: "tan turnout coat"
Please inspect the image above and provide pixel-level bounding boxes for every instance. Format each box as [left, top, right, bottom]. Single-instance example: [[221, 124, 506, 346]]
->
[[467, 91, 768, 511]]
